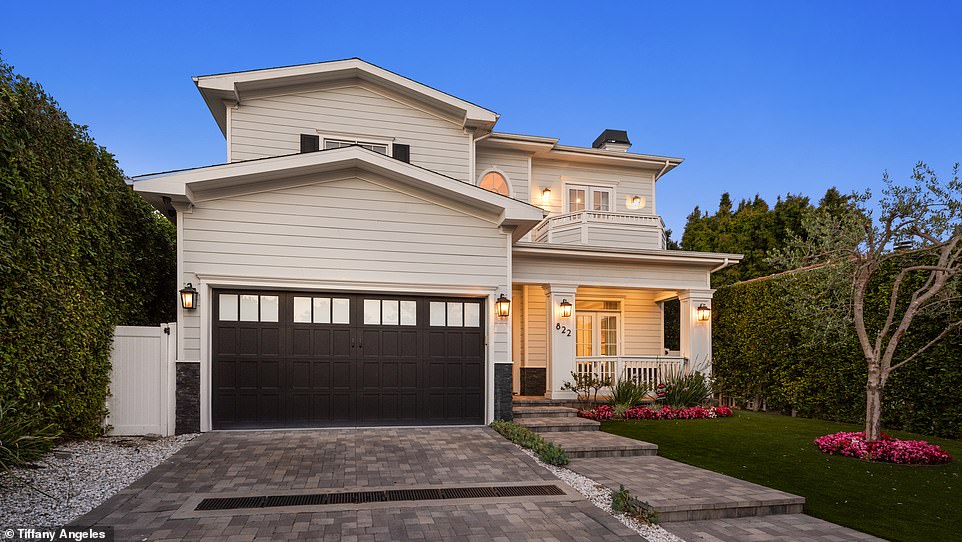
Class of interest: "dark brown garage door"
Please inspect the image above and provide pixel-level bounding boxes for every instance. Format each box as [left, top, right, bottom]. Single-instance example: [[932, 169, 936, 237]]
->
[[211, 291, 484, 429]]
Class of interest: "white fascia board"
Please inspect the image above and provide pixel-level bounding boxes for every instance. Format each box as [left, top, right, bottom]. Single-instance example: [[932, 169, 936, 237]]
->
[[132, 147, 544, 225], [512, 242, 743, 266], [194, 59, 498, 134], [483, 133, 683, 173]]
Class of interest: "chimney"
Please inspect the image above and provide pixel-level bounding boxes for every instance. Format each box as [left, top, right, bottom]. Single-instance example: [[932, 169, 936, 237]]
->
[[592, 129, 631, 152]]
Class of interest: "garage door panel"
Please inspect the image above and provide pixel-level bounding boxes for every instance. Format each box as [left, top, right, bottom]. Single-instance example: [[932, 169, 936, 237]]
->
[[216, 327, 238, 355], [259, 328, 280, 356], [291, 328, 313, 356], [238, 327, 260, 355], [212, 290, 484, 429]]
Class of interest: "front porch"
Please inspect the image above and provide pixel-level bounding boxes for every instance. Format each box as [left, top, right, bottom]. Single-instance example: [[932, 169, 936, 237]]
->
[[509, 283, 713, 399]]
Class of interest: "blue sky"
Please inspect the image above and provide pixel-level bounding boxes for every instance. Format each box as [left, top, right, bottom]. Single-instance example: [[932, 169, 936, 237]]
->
[[4, 1, 961, 234]]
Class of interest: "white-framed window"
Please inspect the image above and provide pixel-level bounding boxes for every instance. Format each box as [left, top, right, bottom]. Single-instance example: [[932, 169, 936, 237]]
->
[[429, 301, 481, 327], [575, 299, 621, 357], [324, 138, 389, 155], [567, 184, 614, 213], [292, 296, 351, 324], [478, 170, 511, 197], [218, 293, 279, 322]]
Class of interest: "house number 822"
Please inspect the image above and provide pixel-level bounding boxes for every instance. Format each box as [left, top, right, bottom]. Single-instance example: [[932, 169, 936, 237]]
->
[[556, 323, 572, 336]]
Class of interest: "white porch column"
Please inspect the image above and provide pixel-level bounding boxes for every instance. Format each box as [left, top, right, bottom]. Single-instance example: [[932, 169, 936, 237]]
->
[[545, 284, 578, 399], [678, 289, 715, 375]]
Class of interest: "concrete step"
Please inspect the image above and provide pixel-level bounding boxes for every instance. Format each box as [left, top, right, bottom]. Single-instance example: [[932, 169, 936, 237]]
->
[[541, 431, 658, 458], [568, 456, 805, 523], [516, 417, 600, 433], [663, 514, 886, 541], [512, 406, 579, 419], [512, 397, 565, 407]]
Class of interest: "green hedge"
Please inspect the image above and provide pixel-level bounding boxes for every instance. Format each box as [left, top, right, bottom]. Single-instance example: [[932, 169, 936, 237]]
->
[[0, 58, 175, 437], [713, 259, 962, 439]]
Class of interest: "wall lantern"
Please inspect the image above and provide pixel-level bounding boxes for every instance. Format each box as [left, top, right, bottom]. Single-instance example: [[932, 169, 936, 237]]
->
[[541, 187, 552, 204], [496, 293, 511, 318], [180, 283, 198, 310], [696, 303, 711, 322], [560, 298, 573, 318]]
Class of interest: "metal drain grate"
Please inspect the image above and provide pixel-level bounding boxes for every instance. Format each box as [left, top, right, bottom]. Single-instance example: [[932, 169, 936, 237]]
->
[[196, 485, 565, 511]]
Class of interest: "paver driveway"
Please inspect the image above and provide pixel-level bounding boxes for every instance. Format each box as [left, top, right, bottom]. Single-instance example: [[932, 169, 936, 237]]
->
[[74, 427, 641, 541]]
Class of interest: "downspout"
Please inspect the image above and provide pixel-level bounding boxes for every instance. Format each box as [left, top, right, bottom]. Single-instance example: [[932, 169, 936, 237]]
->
[[654, 159, 672, 181], [711, 257, 731, 273]]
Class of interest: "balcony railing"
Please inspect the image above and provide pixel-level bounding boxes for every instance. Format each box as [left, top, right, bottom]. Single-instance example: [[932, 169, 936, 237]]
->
[[531, 210, 667, 249], [576, 355, 687, 388]]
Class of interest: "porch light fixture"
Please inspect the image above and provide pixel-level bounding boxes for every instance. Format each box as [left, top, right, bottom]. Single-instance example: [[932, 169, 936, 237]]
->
[[696, 303, 711, 322], [496, 293, 511, 318], [180, 283, 198, 310], [560, 298, 572, 318], [541, 187, 552, 204]]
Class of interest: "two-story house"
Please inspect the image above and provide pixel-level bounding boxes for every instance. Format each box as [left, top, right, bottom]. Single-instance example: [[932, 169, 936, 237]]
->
[[134, 58, 741, 432]]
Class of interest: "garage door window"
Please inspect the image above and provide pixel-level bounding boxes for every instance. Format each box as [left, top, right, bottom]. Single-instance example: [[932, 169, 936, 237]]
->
[[363, 299, 417, 325], [219, 293, 278, 322], [430, 301, 481, 327], [292, 296, 351, 324]]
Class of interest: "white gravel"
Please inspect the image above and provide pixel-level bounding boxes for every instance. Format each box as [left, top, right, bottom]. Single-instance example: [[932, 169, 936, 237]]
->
[[517, 446, 684, 542], [0, 434, 196, 528]]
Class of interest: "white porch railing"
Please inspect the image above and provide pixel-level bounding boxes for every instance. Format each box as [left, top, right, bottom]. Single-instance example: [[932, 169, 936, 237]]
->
[[576, 356, 687, 388], [532, 210, 665, 243]]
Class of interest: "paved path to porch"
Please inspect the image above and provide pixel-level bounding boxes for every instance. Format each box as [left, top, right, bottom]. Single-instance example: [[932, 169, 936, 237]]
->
[[73, 427, 642, 541]]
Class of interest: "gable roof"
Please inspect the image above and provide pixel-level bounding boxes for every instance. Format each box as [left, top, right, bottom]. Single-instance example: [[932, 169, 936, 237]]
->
[[133, 146, 545, 241], [194, 58, 499, 136]]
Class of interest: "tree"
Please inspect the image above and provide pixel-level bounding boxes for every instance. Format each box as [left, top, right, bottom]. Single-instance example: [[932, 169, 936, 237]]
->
[[681, 191, 825, 286], [774, 163, 962, 441]]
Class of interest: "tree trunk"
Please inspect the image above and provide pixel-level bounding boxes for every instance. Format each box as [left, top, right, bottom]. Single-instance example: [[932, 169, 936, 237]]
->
[[864, 379, 883, 442]]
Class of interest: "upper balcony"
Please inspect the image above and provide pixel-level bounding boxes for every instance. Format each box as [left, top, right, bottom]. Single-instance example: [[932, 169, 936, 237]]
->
[[531, 210, 667, 250]]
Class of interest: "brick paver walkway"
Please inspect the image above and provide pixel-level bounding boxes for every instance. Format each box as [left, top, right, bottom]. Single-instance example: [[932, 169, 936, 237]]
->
[[73, 428, 642, 541]]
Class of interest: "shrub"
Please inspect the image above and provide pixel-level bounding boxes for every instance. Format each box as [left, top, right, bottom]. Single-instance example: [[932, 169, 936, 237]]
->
[[610, 377, 650, 407], [714, 258, 962, 438], [814, 431, 952, 465], [0, 58, 176, 437], [611, 484, 657, 524], [489, 421, 570, 466], [0, 400, 61, 471], [662, 370, 712, 408], [562, 371, 610, 411]]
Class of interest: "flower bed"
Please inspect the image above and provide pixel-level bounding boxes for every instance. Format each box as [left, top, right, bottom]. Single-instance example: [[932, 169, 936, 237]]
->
[[814, 431, 952, 465], [579, 405, 733, 421]]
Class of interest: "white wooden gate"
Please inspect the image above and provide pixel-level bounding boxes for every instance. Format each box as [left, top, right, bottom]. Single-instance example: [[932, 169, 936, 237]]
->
[[106, 324, 176, 436]]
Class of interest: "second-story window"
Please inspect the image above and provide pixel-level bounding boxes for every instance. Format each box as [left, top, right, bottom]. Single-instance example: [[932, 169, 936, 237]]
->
[[324, 138, 389, 154], [567, 184, 613, 213]]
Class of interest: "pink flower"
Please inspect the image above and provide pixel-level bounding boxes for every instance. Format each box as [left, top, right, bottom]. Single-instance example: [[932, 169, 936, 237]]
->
[[814, 431, 952, 465]]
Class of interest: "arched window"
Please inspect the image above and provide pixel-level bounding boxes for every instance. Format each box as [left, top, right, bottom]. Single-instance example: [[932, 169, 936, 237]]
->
[[479, 171, 510, 196]]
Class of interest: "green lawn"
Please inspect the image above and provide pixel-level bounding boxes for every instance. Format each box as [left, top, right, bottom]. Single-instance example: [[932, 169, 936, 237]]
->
[[602, 411, 961, 542]]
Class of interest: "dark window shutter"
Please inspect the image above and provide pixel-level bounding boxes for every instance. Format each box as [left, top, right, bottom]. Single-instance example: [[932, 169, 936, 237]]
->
[[300, 134, 320, 153], [392, 143, 410, 163]]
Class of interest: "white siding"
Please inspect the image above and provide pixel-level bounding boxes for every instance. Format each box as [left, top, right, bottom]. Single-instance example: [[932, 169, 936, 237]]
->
[[523, 285, 548, 369], [179, 175, 509, 360], [585, 225, 664, 250], [531, 158, 656, 215], [475, 146, 530, 200], [229, 84, 472, 181]]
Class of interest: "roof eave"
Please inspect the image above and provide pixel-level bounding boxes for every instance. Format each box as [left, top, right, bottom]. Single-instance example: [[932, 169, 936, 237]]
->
[[512, 242, 743, 266]]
